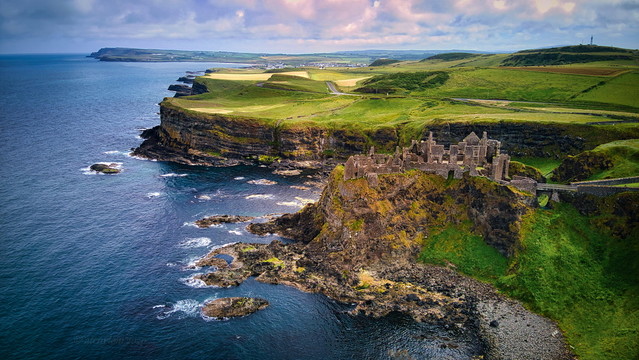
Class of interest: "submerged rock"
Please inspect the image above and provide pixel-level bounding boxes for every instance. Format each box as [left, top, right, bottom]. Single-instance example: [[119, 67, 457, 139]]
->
[[201, 297, 269, 318], [195, 215, 254, 228], [90, 163, 121, 174]]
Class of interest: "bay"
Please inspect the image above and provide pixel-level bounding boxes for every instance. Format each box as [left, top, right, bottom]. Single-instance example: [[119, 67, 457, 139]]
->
[[0, 54, 480, 359]]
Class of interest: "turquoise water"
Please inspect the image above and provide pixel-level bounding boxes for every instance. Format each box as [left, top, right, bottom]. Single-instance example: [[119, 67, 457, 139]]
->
[[0, 55, 481, 359]]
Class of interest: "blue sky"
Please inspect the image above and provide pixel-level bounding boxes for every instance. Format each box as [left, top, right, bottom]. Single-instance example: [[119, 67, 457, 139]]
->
[[1, 0, 638, 54]]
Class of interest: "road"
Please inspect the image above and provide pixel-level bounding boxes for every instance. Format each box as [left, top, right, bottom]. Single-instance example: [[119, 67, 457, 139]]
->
[[326, 81, 359, 96]]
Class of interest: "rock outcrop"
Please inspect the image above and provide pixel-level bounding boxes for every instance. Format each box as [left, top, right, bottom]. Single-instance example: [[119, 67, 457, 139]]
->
[[195, 215, 254, 228], [551, 151, 613, 182], [201, 297, 269, 318], [90, 163, 121, 174], [194, 167, 572, 358], [167, 84, 192, 97]]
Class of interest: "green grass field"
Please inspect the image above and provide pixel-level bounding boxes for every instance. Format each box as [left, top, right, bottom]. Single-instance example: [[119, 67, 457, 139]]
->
[[574, 72, 639, 108], [420, 203, 639, 360]]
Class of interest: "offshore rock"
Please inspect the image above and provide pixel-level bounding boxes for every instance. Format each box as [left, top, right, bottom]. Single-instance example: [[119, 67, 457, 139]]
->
[[195, 215, 255, 228], [90, 163, 121, 174], [201, 297, 269, 318]]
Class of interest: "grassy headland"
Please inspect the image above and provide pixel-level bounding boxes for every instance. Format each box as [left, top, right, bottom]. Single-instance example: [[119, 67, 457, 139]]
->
[[138, 45, 639, 358], [165, 45, 639, 167]]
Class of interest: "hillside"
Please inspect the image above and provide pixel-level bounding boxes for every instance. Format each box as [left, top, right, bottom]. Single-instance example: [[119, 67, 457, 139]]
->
[[89, 47, 479, 65], [501, 45, 639, 66]]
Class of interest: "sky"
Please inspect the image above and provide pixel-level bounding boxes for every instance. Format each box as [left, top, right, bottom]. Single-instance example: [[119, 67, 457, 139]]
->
[[1, 0, 638, 54]]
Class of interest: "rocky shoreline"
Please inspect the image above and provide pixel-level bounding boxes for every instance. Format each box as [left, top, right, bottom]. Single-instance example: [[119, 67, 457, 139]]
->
[[184, 167, 575, 359], [193, 237, 572, 359]]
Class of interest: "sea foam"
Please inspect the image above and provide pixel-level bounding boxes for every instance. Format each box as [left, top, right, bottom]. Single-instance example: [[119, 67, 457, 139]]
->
[[177, 237, 211, 249], [245, 194, 274, 200], [156, 299, 202, 320]]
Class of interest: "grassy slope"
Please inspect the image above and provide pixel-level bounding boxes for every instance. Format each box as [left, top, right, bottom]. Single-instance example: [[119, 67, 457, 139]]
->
[[574, 72, 639, 108], [511, 157, 563, 177], [420, 203, 639, 360], [588, 139, 639, 180]]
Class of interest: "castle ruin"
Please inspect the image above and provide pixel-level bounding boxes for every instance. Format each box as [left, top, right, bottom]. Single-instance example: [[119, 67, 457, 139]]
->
[[344, 131, 519, 187]]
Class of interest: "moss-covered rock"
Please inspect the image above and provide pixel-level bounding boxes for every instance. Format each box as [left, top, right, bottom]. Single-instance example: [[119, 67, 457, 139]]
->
[[201, 297, 269, 318], [551, 151, 613, 183], [89, 163, 121, 174], [509, 161, 546, 183]]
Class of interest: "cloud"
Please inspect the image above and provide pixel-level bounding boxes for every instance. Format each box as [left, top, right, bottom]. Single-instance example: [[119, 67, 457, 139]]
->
[[0, 0, 637, 53]]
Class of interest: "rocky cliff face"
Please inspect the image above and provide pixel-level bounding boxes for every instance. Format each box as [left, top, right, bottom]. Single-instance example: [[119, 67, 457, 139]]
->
[[134, 100, 603, 167], [224, 168, 571, 358], [252, 167, 533, 264]]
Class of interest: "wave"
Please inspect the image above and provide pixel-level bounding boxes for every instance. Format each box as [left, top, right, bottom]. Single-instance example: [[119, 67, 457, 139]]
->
[[155, 299, 203, 320], [276, 201, 302, 207], [179, 275, 214, 289], [196, 195, 211, 200], [146, 192, 163, 198], [247, 179, 277, 185], [127, 153, 157, 161], [233, 176, 246, 180], [160, 173, 188, 177], [228, 230, 242, 236], [103, 150, 124, 155], [245, 194, 275, 200], [177, 237, 211, 249], [276, 197, 316, 208]]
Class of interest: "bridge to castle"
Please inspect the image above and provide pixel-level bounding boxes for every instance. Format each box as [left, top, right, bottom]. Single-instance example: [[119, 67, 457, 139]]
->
[[535, 176, 639, 197]]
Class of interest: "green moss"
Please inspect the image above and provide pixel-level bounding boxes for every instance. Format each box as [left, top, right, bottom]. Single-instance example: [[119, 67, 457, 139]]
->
[[348, 219, 364, 232], [206, 150, 223, 157], [264, 257, 285, 269], [257, 155, 280, 165], [537, 193, 549, 207], [240, 245, 257, 252], [418, 222, 508, 281]]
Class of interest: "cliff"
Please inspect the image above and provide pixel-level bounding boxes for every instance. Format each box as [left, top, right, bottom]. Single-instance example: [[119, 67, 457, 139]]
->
[[133, 99, 622, 168]]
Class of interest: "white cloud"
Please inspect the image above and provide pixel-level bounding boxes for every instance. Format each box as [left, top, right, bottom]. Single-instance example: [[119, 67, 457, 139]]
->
[[0, 0, 637, 53]]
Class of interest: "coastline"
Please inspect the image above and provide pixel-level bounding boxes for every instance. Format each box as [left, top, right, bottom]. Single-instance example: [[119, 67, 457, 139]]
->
[[185, 166, 576, 359]]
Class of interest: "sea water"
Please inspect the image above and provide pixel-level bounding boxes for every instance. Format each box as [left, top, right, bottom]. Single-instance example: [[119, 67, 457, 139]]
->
[[0, 55, 481, 359]]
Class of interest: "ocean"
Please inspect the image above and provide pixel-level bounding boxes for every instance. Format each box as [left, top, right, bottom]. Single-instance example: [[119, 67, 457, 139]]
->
[[0, 54, 480, 359]]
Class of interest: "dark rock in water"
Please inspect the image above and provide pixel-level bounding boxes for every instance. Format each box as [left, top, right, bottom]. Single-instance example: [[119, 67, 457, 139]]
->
[[196, 269, 251, 287], [195, 215, 255, 228], [201, 297, 269, 318], [90, 163, 120, 174], [167, 84, 192, 97], [489, 320, 499, 327], [177, 76, 195, 84]]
